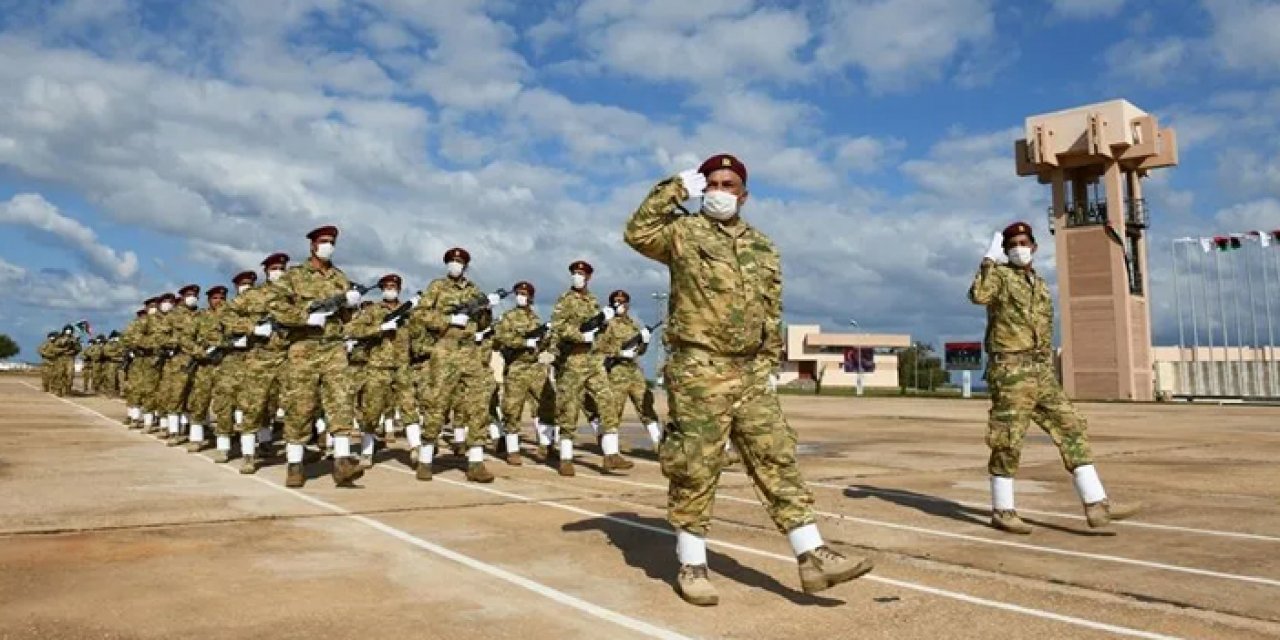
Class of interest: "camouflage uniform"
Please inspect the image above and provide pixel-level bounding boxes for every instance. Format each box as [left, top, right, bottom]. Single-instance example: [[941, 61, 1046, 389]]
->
[[213, 285, 287, 442], [494, 306, 555, 436], [408, 321, 435, 423], [414, 277, 494, 447], [82, 340, 100, 394], [549, 288, 620, 441], [969, 261, 1092, 476], [345, 303, 407, 431], [37, 337, 55, 392], [186, 304, 225, 427], [267, 262, 357, 445], [101, 336, 126, 396], [624, 176, 815, 537], [597, 314, 660, 428], [157, 305, 199, 417], [48, 333, 81, 397]]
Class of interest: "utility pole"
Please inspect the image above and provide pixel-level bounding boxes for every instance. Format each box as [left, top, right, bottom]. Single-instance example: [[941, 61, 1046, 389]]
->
[[849, 319, 864, 397]]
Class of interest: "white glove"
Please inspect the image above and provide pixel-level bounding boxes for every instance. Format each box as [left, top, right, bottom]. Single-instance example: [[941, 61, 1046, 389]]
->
[[306, 312, 330, 327], [619, 348, 636, 359], [639, 327, 651, 343], [344, 339, 357, 353], [601, 306, 616, 322], [205, 346, 219, 356], [345, 289, 362, 307], [581, 330, 596, 343], [537, 352, 556, 365], [473, 331, 487, 342], [768, 373, 779, 391], [252, 322, 273, 337], [678, 169, 707, 199], [984, 231, 1007, 264], [380, 320, 399, 332], [449, 313, 469, 327], [487, 293, 502, 306], [524, 338, 539, 348], [232, 336, 248, 348]]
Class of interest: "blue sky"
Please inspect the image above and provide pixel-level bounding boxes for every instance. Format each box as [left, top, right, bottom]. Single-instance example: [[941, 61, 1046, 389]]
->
[[1, 0, 1279, 367]]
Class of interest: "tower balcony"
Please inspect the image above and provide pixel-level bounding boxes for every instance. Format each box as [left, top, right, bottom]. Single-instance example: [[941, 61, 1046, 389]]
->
[[1047, 198, 1148, 234]]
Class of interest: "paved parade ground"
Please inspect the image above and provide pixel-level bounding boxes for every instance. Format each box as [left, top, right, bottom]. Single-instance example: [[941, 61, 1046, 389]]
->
[[2, 375, 1279, 639]]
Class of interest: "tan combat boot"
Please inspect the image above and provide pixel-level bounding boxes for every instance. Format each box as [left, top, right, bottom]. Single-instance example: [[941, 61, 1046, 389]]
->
[[1085, 500, 1143, 528], [166, 434, 186, 447], [466, 462, 495, 483], [331, 457, 365, 487], [285, 463, 305, 488], [601, 454, 634, 471], [120, 416, 131, 426], [991, 510, 1033, 535], [505, 452, 523, 466], [797, 546, 874, 594], [184, 439, 206, 453], [676, 565, 719, 606], [415, 461, 432, 481], [211, 449, 231, 463], [558, 461, 575, 477], [239, 455, 260, 475]]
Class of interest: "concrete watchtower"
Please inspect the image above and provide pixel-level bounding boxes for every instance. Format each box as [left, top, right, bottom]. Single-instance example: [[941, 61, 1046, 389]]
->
[[1015, 99, 1178, 401]]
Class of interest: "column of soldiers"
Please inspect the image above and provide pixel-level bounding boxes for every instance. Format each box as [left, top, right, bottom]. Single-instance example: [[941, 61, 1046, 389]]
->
[[31, 152, 1148, 608]]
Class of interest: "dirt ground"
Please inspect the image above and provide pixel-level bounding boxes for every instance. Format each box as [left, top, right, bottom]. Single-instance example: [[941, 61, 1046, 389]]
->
[[2, 375, 1279, 640]]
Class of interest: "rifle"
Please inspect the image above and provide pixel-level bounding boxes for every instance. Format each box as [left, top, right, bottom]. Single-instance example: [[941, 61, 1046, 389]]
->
[[604, 320, 664, 372], [499, 322, 551, 364], [447, 288, 510, 316], [307, 282, 373, 315], [473, 326, 494, 344], [122, 351, 136, 374], [578, 302, 621, 334], [382, 294, 420, 325]]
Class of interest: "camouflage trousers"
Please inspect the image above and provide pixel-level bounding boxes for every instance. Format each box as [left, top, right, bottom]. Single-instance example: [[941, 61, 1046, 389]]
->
[[607, 361, 658, 425], [554, 353, 620, 440], [40, 361, 51, 392], [421, 344, 490, 445], [662, 349, 816, 537], [186, 362, 218, 425], [501, 361, 555, 434], [158, 355, 194, 414], [126, 357, 156, 409], [95, 362, 118, 396], [49, 357, 73, 396], [356, 366, 420, 431], [210, 351, 249, 437], [985, 359, 1093, 477], [83, 364, 96, 393], [282, 340, 352, 444]]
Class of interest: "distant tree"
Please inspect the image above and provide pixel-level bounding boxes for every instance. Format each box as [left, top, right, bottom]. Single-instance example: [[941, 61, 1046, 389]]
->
[[897, 342, 948, 392], [813, 362, 829, 396], [0, 334, 19, 360]]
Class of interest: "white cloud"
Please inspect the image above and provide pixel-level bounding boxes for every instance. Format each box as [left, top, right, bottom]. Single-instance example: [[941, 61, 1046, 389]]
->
[[0, 193, 138, 280], [836, 136, 904, 173], [1205, 0, 1280, 74], [1104, 37, 1192, 84], [1213, 198, 1280, 231], [1049, 0, 1126, 19], [815, 0, 996, 93]]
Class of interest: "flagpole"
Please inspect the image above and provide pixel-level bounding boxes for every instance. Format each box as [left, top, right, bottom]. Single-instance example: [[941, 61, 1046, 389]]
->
[[1268, 243, 1279, 397], [1200, 242, 1219, 395], [1245, 238, 1262, 397], [1184, 240, 1203, 396], [1214, 248, 1235, 395], [1229, 241, 1248, 395], [1172, 240, 1187, 394]]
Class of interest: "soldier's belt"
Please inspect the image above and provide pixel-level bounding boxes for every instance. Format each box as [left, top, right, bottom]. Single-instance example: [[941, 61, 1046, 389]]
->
[[564, 344, 595, 356], [672, 344, 759, 363]]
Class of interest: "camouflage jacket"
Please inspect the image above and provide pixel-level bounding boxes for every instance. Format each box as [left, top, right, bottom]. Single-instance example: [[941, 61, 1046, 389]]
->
[[597, 314, 649, 359], [623, 177, 783, 366], [494, 305, 544, 365], [37, 338, 56, 360], [268, 260, 354, 342], [83, 343, 102, 363], [968, 261, 1054, 356], [223, 284, 289, 352], [408, 320, 435, 365], [346, 300, 411, 369], [164, 306, 201, 358], [192, 306, 226, 354], [102, 338, 126, 362], [550, 288, 604, 355], [49, 334, 80, 358], [412, 276, 492, 353]]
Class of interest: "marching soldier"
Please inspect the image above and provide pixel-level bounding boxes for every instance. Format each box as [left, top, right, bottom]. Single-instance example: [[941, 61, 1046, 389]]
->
[[624, 153, 872, 605], [345, 274, 421, 469], [267, 227, 365, 488], [970, 222, 1141, 534], [493, 281, 557, 464], [82, 336, 101, 395], [595, 289, 664, 448], [48, 326, 80, 397], [119, 307, 149, 426], [102, 330, 126, 397], [158, 286, 201, 445], [411, 247, 500, 483], [130, 298, 164, 430], [549, 260, 631, 476], [38, 332, 57, 392], [185, 285, 228, 452]]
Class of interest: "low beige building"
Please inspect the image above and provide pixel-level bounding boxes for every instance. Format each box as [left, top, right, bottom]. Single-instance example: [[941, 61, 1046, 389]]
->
[[777, 324, 910, 388]]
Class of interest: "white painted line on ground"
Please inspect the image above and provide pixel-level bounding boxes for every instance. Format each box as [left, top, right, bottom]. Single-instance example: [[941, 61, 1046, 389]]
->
[[372, 465, 1184, 640], [524, 463, 1280, 589], [21, 382, 693, 640]]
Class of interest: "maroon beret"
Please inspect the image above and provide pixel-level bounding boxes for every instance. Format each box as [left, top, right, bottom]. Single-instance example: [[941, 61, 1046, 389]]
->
[[261, 252, 290, 268], [444, 247, 471, 264], [178, 284, 200, 297], [136, 309, 147, 317], [608, 289, 630, 304], [306, 225, 339, 242], [378, 273, 403, 288], [159, 292, 177, 302], [206, 285, 229, 297], [232, 270, 258, 285], [1002, 221, 1036, 245], [144, 296, 159, 306], [698, 153, 747, 184], [513, 281, 535, 295], [568, 260, 593, 275]]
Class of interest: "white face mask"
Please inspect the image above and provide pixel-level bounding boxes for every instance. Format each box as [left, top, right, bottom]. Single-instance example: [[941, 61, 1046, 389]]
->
[[571, 273, 586, 289], [147, 307, 157, 316], [159, 301, 174, 313], [516, 294, 529, 307], [382, 288, 399, 302], [183, 295, 198, 308], [1007, 246, 1034, 267], [446, 261, 465, 278], [267, 269, 284, 282], [314, 242, 335, 260], [613, 302, 628, 315], [237, 284, 251, 294], [701, 189, 740, 220]]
